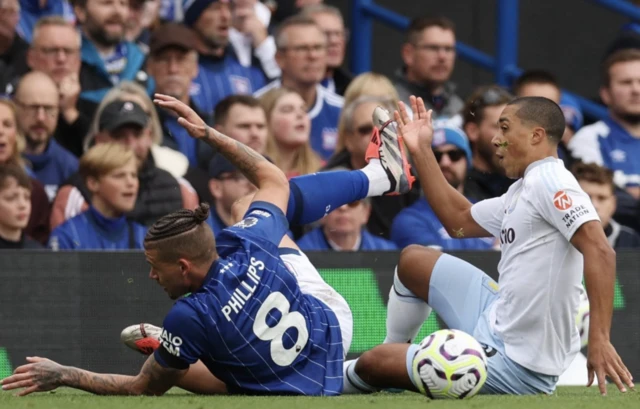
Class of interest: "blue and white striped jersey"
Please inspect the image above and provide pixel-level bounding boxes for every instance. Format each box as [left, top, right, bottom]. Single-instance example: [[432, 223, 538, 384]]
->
[[154, 201, 344, 396]]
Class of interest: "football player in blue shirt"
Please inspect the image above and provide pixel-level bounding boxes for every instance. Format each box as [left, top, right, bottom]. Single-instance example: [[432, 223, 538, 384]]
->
[[1, 94, 414, 397]]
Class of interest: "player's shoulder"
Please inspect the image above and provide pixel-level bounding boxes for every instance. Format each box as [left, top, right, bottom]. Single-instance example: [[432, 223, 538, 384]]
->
[[166, 295, 206, 324], [524, 159, 583, 196]]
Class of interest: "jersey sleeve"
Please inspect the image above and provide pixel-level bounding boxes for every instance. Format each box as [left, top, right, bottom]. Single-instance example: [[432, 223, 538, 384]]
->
[[530, 179, 600, 242], [153, 301, 206, 370], [225, 201, 289, 246], [470, 195, 506, 238]]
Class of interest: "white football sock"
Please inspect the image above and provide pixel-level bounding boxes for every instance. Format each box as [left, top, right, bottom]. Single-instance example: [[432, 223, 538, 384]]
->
[[383, 267, 432, 344], [360, 159, 391, 197], [342, 359, 378, 394]]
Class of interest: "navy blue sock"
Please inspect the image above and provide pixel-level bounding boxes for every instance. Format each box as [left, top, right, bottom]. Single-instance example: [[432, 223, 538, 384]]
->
[[286, 170, 369, 225]]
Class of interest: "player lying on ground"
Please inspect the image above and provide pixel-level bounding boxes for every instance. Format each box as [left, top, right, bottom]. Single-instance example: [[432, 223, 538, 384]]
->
[[342, 96, 634, 396], [0, 94, 414, 397]]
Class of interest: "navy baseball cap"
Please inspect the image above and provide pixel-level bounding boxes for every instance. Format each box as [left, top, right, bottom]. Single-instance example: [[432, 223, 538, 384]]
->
[[208, 154, 238, 179], [431, 125, 473, 165], [183, 0, 229, 27], [99, 100, 149, 132]]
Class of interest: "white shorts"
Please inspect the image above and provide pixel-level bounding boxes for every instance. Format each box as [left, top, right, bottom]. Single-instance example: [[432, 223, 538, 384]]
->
[[280, 249, 353, 356]]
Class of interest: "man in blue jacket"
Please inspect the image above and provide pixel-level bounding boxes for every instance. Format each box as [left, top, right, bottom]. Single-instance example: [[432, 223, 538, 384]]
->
[[15, 71, 78, 202], [391, 125, 495, 250], [73, 0, 153, 119]]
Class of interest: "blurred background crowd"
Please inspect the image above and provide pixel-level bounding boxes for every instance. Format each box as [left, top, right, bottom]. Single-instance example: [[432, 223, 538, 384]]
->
[[1, 0, 639, 253]]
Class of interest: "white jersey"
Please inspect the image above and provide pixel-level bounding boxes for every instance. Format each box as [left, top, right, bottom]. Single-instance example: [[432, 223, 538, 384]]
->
[[470, 157, 600, 376]]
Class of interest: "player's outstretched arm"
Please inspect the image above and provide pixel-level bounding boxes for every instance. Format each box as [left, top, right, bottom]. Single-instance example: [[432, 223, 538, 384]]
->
[[395, 96, 490, 238], [1, 354, 186, 396], [153, 94, 289, 215], [571, 221, 634, 395]]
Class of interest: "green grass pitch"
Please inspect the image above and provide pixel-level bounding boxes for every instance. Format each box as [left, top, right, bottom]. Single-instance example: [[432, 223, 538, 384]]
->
[[1, 386, 638, 409]]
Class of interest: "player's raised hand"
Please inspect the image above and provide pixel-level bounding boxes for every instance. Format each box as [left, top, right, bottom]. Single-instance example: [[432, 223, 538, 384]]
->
[[1, 357, 65, 396], [153, 94, 207, 139], [394, 96, 433, 155], [586, 339, 634, 396]]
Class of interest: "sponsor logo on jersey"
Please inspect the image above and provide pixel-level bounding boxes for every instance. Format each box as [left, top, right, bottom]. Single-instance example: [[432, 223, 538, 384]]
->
[[249, 210, 271, 218], [234, 217, 258, 229], [610, 149, 626, 163], [553, 190, 573, 211], [160, 329, 183, 357], [562, 205, 590, 228]]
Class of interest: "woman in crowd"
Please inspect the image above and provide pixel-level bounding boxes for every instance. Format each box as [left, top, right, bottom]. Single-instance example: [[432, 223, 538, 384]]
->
[[0, 99, 50, 244], [0, 164, 43, 249], [260, 87, 322, 179], [48, 143, 146, 250]]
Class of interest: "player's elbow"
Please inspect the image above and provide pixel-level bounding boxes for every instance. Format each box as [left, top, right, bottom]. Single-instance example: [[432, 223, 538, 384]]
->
[[257, 161, 289, 191]]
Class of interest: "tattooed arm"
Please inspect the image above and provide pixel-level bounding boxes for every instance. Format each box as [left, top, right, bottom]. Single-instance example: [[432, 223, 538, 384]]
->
[[153, 94, 290, 215], [1, 355, 186, 396]]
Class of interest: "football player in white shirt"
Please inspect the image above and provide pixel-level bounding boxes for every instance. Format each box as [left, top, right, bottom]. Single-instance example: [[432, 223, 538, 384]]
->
[[342, 96, 633, 396]]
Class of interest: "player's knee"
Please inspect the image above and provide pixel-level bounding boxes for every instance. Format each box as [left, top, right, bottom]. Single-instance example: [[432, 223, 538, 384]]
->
[[355, 348, 384, 385], [397, 245, 441, 285]]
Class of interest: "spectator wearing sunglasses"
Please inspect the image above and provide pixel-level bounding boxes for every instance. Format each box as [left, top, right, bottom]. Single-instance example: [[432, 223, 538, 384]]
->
[[460, 85, 516, 201], [391, 125, 495, 250], [297, 175, 397, 251]]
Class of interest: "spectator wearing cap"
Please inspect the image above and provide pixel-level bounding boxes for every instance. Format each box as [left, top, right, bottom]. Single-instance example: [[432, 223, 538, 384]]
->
[[206, 154, 257, 235], [0, 98, 51, 245], [48, 143, 147, 250], [297, 171, 397, 251], [50, 99, 198, 229], [72, 0, 153, 119], [15, 71, 79, 202], [301, 5, 353, 96], [185, 0, 269, 115], [146, 22, 214, 170], [254, 15, 343, 160], [573, 162, 640, 249], [460, 85, 515, 200], [0, 164, 43, 249], [394, 16, 463, 121], [391, 126, 495, 251], [0, 0, 29, 94]]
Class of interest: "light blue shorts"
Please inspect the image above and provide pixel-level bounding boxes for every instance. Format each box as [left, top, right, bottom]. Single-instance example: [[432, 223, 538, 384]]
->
[[405, 253, 559, 395]]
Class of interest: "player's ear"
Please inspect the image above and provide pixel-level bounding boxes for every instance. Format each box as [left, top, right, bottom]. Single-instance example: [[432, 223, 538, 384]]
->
[[178, 258, 191, 276], [530, 126, 545, 145]]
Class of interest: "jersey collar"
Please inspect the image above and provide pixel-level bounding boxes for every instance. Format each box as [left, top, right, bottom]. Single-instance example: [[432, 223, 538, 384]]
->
[[523, 156, 560, 178]]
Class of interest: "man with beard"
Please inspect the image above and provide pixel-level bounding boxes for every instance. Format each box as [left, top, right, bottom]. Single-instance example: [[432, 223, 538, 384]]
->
[[570, 49, 640, 200], [184, 0, 269, 115], [72, 0, 153, 120], [461, 85, 515, 200], [390, 125, 495, 250], [14, 71, 79, 202], [146, 23, 214, 170]]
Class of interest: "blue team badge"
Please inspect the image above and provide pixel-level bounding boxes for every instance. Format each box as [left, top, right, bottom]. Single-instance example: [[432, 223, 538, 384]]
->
[[234, 217, 258, 229], [230, 75, 251, 94]]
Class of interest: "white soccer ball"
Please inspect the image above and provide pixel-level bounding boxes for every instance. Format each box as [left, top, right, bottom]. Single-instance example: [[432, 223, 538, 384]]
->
[[576, 290, 590, 348], [411, 329, 488, 399]]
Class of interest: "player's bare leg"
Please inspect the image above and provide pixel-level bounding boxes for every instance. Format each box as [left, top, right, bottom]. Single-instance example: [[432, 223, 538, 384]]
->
[[177, 361, 227, 395], [346, 344, 418, 393]]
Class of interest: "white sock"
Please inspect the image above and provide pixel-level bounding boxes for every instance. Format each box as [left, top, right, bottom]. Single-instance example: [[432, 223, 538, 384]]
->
[[360, 159, 390, 197], [383, 267, 432, 344], [342, 359, 378, 394]]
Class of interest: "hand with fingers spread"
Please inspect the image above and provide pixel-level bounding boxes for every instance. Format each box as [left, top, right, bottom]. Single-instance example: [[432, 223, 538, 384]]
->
[[153, 93, 208, 139], [1, 357, 66, 396], [394, 95, 434, 154], [587, 339, 634, 396]]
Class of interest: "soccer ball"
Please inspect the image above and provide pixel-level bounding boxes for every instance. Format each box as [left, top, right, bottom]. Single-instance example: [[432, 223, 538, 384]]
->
[[576, 289, 590, 348], [411, 329, 488, 399]]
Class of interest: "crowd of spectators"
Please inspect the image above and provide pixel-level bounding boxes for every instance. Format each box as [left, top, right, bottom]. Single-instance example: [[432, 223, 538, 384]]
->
[[1, 0, 639, 253]]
